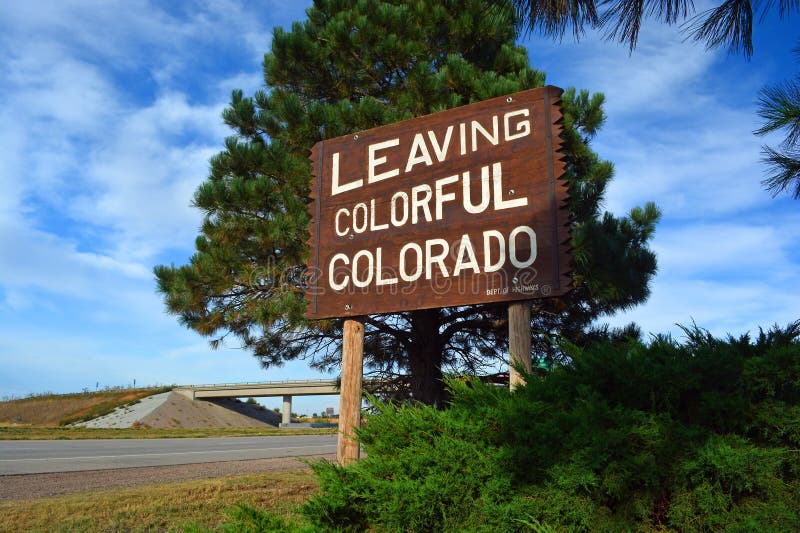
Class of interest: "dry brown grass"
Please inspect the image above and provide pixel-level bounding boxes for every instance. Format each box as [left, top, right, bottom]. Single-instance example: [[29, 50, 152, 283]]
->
[[0, 388, 170, 427], [0, 470, 317, 532]]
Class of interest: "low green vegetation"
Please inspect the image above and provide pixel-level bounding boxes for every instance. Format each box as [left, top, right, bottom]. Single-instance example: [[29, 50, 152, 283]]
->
[[0, 426, 335, 440], [210, 322, 800, 531]]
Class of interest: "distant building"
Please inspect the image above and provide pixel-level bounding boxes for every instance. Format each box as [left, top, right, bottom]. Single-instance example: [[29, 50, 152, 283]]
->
[[325, 406, 335, 417]]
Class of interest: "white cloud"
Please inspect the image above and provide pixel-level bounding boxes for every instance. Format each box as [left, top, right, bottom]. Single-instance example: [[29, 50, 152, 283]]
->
[[0, 329, 240, 395], [531, 23, 775, 219], [526, 8, 800, 340], [0, 45, 116, 215], [0, 0, 308, 399], [74, 91, 226, 263], [530, 17, 722, 112], [0, 216, 150, 302], [0, 112, 25, 217], [610, 277, 800, 339], [652, 221, 797, 277], [0, 0, 275, 74], [6, 45, 117, 132], [0, 0, 271, 286], [599, 116, 771, 219]]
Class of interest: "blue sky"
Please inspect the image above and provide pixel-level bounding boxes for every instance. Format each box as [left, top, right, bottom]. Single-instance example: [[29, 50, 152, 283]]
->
[[1, 1, 798, 415]]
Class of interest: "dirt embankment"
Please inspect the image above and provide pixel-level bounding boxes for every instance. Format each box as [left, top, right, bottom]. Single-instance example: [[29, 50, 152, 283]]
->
[[138, 392, 282, 428], [3, 388, 283, 429], [0, 388, 170, 427], [73, 391, 282, 429]]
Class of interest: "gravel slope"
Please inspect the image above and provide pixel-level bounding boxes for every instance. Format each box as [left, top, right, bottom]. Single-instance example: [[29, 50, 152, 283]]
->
[[75, 391, 281, 429], [76, 392, 172, 428]]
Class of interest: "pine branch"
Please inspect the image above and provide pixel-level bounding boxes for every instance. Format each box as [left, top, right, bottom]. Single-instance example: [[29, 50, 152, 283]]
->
[[755, 78, 800, 147], [760, 145, 800, 198], [514, 0, 600, 39], [684, 0, 754, 57]]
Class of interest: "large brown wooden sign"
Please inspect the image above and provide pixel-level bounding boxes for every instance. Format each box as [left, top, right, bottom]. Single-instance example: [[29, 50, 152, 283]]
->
[[305, 86, 570, 319]]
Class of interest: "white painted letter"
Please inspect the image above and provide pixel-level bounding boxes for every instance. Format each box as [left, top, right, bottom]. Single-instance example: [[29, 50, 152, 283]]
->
[[375, 247, 398, 286], [509, 225, 537, 268], [425, 238, 450, 279], [483, 230, 505, 272], [427, 126, 453, 162], [352, 202, 368, 233], [351, 250, 374, 288], [331, 152, 362, 195], [335, 207, 350, 237], [471, 116, 499, 151], [391, 191, 409, 227], [434, 174, 459, 220], [399, 242, 423, 282], [453, 234, 480, 275], [462, 169, 490, 214], [411, 184, 433, 224], [368, 139, 400, 183], [492, 162, 528, 210], [329, 253, 350, 291], [405, 133, 434, 172], [504, 109, 530, 141], [369, 198, 389, 231]]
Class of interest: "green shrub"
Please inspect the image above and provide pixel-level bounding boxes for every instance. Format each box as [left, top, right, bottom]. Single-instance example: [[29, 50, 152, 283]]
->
[[204, 323, 800, 531], [297, 323, 800, 531]]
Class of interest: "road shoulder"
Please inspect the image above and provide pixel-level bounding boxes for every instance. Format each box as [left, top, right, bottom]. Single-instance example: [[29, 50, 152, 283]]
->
[[0, 454, 334, 501]]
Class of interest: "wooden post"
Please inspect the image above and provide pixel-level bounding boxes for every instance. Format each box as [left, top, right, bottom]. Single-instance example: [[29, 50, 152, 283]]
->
[[508, 301, 532, 391], [338, 318, 365, 465]]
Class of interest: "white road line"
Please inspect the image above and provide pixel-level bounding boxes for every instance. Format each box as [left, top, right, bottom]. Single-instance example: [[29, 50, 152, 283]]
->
[[0, 444, 336, 462]]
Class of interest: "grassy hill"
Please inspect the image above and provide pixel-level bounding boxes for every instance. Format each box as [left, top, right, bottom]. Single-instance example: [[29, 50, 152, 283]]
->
[[0, 387, 173, 427]]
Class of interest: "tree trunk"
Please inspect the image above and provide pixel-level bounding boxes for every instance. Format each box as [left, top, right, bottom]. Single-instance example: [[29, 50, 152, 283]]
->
[[406, 309, 447, 407]]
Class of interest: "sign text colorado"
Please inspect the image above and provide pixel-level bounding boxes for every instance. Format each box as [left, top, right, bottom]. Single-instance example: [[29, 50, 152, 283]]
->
[[305, 86, 570, 319]]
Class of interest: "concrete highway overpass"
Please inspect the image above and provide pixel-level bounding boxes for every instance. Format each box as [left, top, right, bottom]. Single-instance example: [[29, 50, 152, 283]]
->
[[175, 379, 387, 425], [177, 379, 341, 400]]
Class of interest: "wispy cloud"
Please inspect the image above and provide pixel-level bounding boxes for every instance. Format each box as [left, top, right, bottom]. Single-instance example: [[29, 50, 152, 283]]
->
[[525, 11, 800, 338], [75, 92, 225, 263], [610, 215, 800, 336], [0, 0, 315, 397], [0, 1, 275, 274]]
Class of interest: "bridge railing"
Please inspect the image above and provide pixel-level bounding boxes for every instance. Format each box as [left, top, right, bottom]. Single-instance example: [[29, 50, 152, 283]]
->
[[177, 378, 340, 389]]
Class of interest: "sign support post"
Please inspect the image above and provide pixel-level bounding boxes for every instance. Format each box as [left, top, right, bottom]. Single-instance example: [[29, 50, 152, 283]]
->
[[338, 318, 364, 465], [508, 301, 532, 391]]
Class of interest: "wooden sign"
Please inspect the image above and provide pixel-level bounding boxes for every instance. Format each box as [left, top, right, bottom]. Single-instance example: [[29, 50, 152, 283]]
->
[[305, 86, 570, 319]]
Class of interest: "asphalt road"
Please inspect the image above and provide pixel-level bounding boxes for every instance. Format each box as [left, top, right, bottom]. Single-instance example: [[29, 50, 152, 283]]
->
[[0, 434, 338, 475]]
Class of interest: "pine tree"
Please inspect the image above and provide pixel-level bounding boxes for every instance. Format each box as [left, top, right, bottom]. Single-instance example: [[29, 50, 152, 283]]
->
[[755, 47, 800, 199], [510, 0, 797, 58], [154, 0, 660, 406]]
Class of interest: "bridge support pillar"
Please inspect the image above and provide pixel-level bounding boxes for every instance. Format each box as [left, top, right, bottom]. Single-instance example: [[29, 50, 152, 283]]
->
[[282, 395, 292, 425]]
